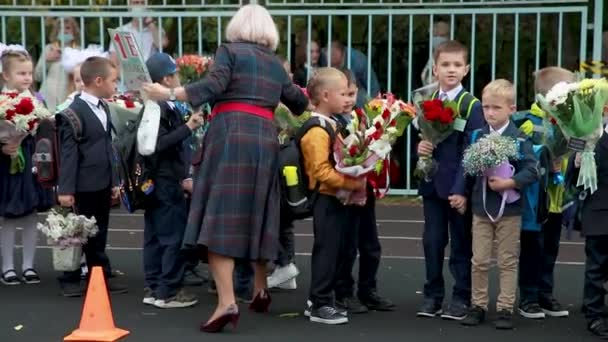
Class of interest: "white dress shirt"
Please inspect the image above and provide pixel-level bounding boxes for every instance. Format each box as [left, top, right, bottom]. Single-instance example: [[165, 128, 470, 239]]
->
[[79, 91, 108, 131], [490, 121, 510, 136], [438, 84, 464, 101]]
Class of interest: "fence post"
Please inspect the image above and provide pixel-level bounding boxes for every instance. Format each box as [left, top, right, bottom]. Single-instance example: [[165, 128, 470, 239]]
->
[[592, 0, 603, 64]]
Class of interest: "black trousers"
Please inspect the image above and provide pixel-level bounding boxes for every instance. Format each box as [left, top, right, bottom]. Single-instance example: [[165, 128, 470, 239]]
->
[[335, 193, 381, 299], [583, 236, 608, 323], [60, 187, 112, 283], [276, 205, 296, 267], [309, 194, 354, 308]]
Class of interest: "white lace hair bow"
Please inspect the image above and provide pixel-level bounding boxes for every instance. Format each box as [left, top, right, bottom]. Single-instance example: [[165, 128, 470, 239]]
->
[[0, 43, 29, 72], [61, 45, 109, 73]]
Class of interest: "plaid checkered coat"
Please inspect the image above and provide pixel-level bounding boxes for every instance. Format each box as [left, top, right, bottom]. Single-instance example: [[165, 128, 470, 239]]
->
[[182, 42, 308, 260]]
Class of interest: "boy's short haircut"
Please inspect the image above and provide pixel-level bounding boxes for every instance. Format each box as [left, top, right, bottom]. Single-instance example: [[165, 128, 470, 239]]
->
[[433, 40, 469, 63], [339, 67, 357, 87], [534, 67, 576, 96], [80, 56, 115, 86], [482, 79, 515, 105], [1, 50, 31, 75], [306, 67, 346, 106]]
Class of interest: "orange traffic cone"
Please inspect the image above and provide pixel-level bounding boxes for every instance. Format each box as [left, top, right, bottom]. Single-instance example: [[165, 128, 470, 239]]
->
[[64, 266, 130, 342]]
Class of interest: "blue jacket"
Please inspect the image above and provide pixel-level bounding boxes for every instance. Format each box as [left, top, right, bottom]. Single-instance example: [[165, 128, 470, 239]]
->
[[417, 88, 485, 199]]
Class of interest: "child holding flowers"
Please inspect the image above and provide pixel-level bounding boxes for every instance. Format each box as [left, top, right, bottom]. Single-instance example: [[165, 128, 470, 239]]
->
[[0, 48, 54, 285], [460, 79, 538, 330]]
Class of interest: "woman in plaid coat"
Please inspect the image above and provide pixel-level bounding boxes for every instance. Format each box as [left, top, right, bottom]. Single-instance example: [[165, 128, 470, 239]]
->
[[144, 4, 309, 332]]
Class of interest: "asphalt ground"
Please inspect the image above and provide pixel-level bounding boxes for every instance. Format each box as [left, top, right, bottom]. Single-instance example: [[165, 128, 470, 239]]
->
[[0, 204, 602, 342]]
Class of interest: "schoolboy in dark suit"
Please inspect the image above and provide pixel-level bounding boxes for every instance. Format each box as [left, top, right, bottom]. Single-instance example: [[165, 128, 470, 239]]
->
[[57, 56, 127, 297]]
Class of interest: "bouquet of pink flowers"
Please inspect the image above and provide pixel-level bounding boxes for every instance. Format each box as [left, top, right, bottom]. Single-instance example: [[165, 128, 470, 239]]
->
[[333, 94, 416, 205], [0, 91, 52, 174]]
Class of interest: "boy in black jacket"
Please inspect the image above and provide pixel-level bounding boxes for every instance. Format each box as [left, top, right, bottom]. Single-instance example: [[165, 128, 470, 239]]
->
[[142, 53, 204, 308], [459, 79, 538, 330]]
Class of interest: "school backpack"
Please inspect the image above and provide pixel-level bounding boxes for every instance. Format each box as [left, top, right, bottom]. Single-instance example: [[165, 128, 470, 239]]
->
[[33, 108, 83, 189], [278, 116, 337, 220], [470, 128, 550, 231], [113, 107, 156, 213]]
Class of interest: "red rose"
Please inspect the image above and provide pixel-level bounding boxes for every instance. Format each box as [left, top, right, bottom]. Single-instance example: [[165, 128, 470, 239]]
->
[[438, 108, 455, 124], [5, 109, 16, 121], [422, 99, 443, 113], [355, 108, 365, 118], [15, 97, 34, 115], [381, 109, 390, 120], [424, 108, 439, 121], [371, 130, 383, 140], [550, 117, 557, 125], [374, 121, 383, 130], [348, 145, 358, 157], [390, 119, 397, 127], [27, 119, 38, 131], [124, 99, 135, 108], [6, 92, 18, 99]]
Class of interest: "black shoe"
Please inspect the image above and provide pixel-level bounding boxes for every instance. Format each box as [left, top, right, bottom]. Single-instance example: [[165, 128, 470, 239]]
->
[[518, 302, 545, 319], [107, 278, 128, 294], [336, 296, 369, 314], [61, 281, 85, 297], [588, 319, 608, 339], [441, 301, 468, 320], [494, 310, 514, 330], [183, 269, 204, 287], [359, 292, 395, 311], [309, 306, 349, 325], [539, 296, 569, 317], [417, 299, 442, 318], [461, 306, 485, 326]]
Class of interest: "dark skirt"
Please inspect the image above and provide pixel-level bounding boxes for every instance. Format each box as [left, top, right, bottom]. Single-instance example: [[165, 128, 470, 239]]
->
[[0, 136, 55, 218], [183, 111, 280, 261]]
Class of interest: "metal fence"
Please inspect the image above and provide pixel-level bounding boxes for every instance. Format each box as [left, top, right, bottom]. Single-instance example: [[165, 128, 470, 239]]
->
[[0, 0, 604, 194]]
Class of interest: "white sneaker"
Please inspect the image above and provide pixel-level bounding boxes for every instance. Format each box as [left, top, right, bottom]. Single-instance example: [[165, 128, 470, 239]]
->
[[153, 289, 198, 309], [142, 287, 156, 305], [267, 263, 299, 289], [276, 278, 297, 290]]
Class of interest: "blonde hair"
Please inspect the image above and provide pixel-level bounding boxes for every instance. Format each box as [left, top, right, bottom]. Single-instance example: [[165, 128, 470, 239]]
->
[[306, 67, 346, 106], [482, 79, 515, 104], [49, 17, 80, 48], [534, 67, 576, 96], [1, 50, 32, 76], [225, 4, 279, 51]]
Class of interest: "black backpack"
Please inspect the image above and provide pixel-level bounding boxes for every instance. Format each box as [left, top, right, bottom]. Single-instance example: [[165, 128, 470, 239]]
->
[[33, 108, 83, 189], [113, 107, 156, 213], [278, 116, 337, 220]]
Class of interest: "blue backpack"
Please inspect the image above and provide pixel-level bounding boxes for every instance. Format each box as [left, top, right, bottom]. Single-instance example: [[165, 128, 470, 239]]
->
[[471, 128, 549, 231]]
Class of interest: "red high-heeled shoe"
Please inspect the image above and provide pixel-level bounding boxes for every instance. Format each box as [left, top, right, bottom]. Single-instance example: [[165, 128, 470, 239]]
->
[[249, 289, 272, 313], [200, 304, 240, 333]]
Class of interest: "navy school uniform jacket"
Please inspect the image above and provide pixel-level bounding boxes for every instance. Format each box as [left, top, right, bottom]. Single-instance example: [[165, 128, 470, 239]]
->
[[417, 88, 485, 200], [57, 95, 117, 195], [467, 122, 539, 218]]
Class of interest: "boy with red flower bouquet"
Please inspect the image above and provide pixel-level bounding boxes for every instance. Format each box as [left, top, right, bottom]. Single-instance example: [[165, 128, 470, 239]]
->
[[333, 68, 395, 314], [414, 40, 485, 320]]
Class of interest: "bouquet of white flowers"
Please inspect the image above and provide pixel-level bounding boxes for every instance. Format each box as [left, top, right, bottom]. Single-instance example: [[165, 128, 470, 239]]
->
[[37, 208, 99, 271]]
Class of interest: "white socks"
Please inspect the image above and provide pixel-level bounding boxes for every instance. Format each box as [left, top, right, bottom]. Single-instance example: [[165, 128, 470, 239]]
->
[[0, 214, 38, 273]]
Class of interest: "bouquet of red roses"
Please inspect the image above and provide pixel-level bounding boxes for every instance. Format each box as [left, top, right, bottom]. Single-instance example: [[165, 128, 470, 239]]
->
[[0, 91, 52, 174], [414, 98, 458, 180], [175, 55, 213, 84]]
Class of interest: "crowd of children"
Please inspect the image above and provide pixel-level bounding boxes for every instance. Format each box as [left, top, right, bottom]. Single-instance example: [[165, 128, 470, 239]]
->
[[1, 26, 608, 338]]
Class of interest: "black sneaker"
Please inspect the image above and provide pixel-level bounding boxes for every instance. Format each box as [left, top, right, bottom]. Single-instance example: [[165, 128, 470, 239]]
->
[[305, 300, 346, 317], [359, 292, 395, 311], [336, 296, 369, 314], [417, 299, 442, 318], [309, 306, 349, 325], [461, 306, 486, 326], [588, 319, 608, 339], [518, 302, 546, 319], [539, 297, 569, 317], [494, 310, 514, 330], [441, 302, 468, 320], [61, 281, 85, 297], [107, 278, 128, 294]]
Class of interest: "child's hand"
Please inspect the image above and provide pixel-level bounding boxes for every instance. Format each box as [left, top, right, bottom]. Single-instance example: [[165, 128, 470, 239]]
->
[[417, 140, 434, 157], [58, 195, 75, 207], [1, 143, 19, 156], [574, 152, 582, 168], [354, 177, 367, 191], [186, 112, 205, 130], [488, 177, 516, 192], [182, 178, 193, 193], [448, 194, 467, 211], [111, 187, 121, 200]]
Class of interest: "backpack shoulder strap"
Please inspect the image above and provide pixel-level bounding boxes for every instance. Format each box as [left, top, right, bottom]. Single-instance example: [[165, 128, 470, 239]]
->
[[471, 128, 482, 144], [295, 117, 336, 146], [456, 91, 480, 119], [58, 107, 83, 142]]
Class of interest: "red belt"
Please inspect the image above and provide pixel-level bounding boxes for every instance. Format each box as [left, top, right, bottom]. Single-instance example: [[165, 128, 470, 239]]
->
[[210, 102, 274, 121]]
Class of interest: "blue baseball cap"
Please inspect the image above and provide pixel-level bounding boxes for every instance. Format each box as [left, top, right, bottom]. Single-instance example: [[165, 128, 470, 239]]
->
[[146, 52, 177, 83]]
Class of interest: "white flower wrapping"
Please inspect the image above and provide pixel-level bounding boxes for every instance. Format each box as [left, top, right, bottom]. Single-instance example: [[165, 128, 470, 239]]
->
[[0, 91, 52, 144], [37, 209, 99, 249]]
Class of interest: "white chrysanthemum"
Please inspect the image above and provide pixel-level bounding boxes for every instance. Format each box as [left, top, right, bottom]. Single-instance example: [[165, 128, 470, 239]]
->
[[545, 81, 573, 106], [368, 139, 392, 159]]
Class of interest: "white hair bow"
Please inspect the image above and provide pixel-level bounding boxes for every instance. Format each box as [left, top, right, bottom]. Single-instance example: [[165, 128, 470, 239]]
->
[[61, 45, 109, 73], [0, 43, 28, 72]]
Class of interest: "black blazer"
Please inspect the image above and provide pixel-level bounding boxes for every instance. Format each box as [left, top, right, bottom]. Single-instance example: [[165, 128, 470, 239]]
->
[[57, 96, 116, 195], [145, 102, 191, 182], [580, 133, 608, 237]]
